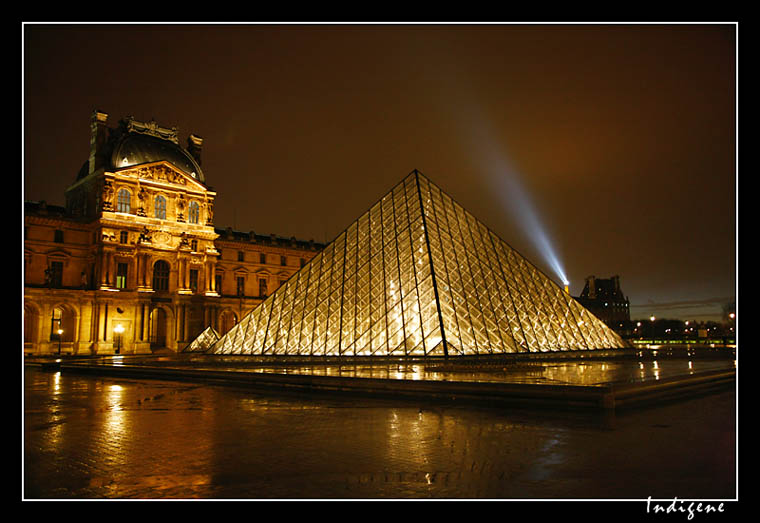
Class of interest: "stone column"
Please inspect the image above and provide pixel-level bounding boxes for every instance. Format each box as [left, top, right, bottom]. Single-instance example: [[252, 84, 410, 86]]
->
[[102, 302, 110, 342], [108, 253, 116, 288], [100, 252, 110, 287], [183, 304, 190, 342], [206, 259, 218, 295], [177, 258, 185, 291], [135, 254, 143, 288], [146, 257, 154, 290], [142, 303, 150, 341]]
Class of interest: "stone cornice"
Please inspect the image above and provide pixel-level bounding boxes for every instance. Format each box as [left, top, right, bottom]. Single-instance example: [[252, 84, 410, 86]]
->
[[108, 161, 211, 194]]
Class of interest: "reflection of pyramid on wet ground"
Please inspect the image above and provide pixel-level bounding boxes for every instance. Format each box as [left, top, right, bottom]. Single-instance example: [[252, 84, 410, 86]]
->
[[209, 170, 627, 357], [184, 325, 220, 353]]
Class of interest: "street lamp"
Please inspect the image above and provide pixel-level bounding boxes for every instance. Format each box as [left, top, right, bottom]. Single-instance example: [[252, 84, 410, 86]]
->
[[114, 324, 124, 355], [57, 328, 63, 355]]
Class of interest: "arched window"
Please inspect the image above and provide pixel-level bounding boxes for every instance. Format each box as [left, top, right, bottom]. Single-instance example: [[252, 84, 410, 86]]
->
[[153, 260, 170, 292], [154, 195, 167, 220], [117, 189, 131, 213], [188, 201, 200, 224]]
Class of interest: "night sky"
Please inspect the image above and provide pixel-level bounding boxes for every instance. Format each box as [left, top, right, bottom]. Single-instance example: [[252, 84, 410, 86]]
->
[[22, 23, 737, 322]]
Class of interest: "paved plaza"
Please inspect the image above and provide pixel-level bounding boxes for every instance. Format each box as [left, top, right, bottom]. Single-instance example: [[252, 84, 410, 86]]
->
[[23, 359, 736, 500]]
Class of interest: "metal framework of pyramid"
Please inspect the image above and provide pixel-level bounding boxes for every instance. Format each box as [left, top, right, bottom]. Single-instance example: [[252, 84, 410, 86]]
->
[[208, 171, 627, 357]]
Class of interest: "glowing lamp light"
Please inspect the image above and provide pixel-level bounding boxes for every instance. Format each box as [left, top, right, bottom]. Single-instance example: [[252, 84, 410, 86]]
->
[[114, 324, 125, 354]]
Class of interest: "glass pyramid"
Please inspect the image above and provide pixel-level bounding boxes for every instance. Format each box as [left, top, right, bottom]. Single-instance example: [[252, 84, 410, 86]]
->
[[183, 325, 220, 353], [208, 171, 628, 357]]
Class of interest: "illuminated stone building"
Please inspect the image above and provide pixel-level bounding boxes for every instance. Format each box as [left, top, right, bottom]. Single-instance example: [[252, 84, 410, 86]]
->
[[23, 111, 322, 355], [575, 275, 631, 327]]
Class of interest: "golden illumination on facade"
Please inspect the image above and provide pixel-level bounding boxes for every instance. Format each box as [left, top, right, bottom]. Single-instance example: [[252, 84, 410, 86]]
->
[[209, 171, 627, 356], [23, 111, 322, 356]]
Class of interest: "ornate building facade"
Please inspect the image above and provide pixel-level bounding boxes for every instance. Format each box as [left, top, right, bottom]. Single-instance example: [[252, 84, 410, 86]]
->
[[23, 111, 323, 355]]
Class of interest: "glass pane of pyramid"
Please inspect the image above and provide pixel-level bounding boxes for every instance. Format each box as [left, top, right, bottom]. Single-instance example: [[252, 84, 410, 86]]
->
[[208, 171, 629, 356]]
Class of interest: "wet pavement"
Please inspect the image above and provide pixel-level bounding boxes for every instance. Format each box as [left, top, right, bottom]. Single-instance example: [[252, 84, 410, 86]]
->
[[57, 348, 737, 387], [23, 363, 736, 500], [194, 357, 736, 386]]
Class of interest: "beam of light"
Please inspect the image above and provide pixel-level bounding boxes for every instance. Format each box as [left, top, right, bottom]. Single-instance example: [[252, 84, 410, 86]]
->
[[434, 61, 570, 289], [456, 113, 569, 289], [482, 161, 569, 288]]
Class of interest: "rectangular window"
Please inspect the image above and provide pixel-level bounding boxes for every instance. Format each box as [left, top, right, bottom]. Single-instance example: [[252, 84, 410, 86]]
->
[[120, 231, 129, 244], [117, 189, 131, 213], [215, 274, 223, 295], [260, 253, 266, 264], [154, 195, 167, 220], [259, 278, 267, 297], [188, 201, 199, 224], [190, 269, 199, 293], [237, 276, 245, 297], [152, 260, 169, 292], [49, 261, 63, 288], [280, 256, 287, 266], [191, 240, 198, 252], [116, 262, 128, 289], [54, 230, 63, 243], [238, 251, 244, 262]]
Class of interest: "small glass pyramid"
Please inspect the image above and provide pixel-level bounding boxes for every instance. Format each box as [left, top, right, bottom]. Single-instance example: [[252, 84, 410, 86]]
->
[[207, 171, 628, 356], [183, 325, 220, 353]]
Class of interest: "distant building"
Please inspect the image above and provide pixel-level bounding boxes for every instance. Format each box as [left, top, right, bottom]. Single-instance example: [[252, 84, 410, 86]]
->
[[575, 275, 631, 328], [24, 111, 324, 355]]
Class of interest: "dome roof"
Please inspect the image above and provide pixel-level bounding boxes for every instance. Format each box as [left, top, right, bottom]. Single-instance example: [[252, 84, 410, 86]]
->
[[110, 132, 205, 183]]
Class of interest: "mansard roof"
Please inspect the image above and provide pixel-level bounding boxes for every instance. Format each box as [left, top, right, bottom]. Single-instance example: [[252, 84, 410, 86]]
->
[[111, 132, 204, 184], [77, 114, 206, 184]]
